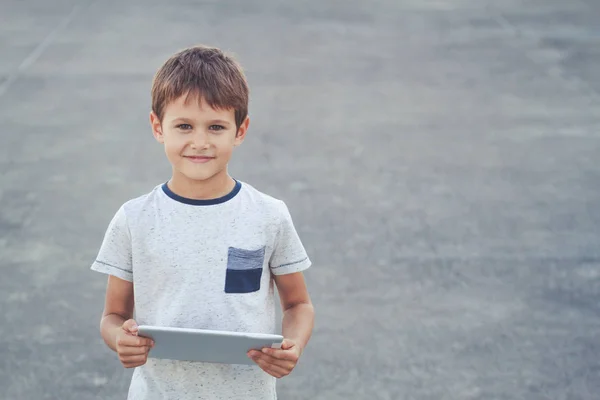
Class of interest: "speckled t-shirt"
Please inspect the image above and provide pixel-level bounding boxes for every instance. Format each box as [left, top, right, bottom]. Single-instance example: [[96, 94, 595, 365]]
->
[[91, 180, 311, 400]]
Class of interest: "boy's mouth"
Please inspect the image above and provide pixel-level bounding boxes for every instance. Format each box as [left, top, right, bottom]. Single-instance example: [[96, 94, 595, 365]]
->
[[184, 155, 215, 164]]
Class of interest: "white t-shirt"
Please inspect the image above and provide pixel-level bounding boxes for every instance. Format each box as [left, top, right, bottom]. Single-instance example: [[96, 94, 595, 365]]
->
[[91, 180, 311, 400]]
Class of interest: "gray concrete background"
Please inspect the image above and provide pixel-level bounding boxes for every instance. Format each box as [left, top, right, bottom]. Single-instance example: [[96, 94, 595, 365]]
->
[[1, 0, 599, 399]]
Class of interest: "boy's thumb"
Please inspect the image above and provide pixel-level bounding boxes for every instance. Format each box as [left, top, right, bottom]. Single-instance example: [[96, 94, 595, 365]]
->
[[122, 319, 139, 334], [280, 339, 295, 350]]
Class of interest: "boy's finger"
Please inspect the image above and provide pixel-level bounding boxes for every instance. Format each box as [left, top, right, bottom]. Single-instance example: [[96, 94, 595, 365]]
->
[[122, 354, 148, 363], [280, 338, 295, 350], [122, 319, 139, 334], [260, 348, 298, 361], [250, 351, 295, 370], [253, 357, 289, 378], [119, 345, 152, 356], [123, 361, 145, 369], [118, 336, 154, 348], [136, 337, 154, 347]]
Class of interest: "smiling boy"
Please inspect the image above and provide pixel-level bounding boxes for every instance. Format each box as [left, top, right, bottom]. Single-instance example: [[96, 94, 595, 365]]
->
[[91, 45, 314, 400]]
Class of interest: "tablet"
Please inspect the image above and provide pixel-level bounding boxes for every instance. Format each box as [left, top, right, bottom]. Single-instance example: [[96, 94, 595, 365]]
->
[[137, 325, 284, 365]]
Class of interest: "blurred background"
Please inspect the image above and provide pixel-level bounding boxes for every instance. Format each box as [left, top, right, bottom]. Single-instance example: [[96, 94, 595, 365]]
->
[[1, 0, 600, 399]]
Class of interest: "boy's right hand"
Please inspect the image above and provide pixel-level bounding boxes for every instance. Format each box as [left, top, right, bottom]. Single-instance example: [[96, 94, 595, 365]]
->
[[115, 319, 154, 368]]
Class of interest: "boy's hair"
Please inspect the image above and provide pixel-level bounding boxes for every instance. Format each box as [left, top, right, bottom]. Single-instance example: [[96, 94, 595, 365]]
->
[[151, 45, 249, 129]]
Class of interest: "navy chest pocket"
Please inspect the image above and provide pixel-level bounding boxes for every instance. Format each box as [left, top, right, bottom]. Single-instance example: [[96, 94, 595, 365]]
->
[[224, 246, 265, 293]]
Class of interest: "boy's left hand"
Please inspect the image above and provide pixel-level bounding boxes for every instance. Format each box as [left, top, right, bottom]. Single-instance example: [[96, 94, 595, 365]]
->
[[247, 339, 301, 378]]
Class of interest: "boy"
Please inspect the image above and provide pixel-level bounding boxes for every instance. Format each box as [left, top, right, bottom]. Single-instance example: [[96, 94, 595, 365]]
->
[[91, 45, 314, 400]]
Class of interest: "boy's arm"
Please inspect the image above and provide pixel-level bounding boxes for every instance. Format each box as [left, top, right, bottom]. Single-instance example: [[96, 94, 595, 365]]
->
[[248, 200, 313, 378], [99, 275, 154, 368], [92, 205, 152, 368], [248, 271, 314, 378], [276, 272, 314, 353], [100, 275, 135, 351]]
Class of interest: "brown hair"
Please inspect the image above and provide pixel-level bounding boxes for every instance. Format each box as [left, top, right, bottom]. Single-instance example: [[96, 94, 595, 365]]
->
[[151, 45, 249, 129]]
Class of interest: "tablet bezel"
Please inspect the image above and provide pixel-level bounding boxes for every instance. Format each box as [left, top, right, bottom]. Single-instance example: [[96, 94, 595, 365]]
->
[[137, 325, 284, 365]]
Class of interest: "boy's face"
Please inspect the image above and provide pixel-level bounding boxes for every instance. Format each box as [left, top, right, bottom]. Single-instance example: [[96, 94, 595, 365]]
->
[[150, 94, 248, 184]]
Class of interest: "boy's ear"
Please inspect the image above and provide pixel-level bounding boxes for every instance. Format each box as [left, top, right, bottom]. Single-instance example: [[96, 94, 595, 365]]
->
[[234, 116, 250, 146], [150, 111, 164, 143]]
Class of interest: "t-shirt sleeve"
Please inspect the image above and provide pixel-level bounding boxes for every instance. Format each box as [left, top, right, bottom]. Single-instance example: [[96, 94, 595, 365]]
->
[[269, 201, 311, 275], [90, 205, 133, 282]]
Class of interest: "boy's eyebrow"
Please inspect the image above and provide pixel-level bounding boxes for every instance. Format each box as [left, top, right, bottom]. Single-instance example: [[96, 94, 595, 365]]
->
[[171, 117, 194, 123], [207, 119, 232, 125], [171, 117, 232, 125]]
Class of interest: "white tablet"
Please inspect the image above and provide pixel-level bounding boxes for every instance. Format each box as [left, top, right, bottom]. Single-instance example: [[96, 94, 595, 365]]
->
[[137, 325, 284, 365]]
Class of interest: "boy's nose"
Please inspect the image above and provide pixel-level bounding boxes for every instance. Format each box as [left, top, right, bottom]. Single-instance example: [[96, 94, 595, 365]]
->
[[190, 132, 210, 149]]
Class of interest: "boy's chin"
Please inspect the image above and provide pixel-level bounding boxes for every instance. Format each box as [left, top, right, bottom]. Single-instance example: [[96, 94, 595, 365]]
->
[[176, 168, 223, 183]]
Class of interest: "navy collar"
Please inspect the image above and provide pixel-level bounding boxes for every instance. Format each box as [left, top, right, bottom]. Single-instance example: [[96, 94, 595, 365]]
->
[[161, 180, 241, 205]]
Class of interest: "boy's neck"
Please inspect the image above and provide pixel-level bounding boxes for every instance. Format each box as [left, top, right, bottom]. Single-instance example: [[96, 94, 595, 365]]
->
[[167, 170, 236, 200]]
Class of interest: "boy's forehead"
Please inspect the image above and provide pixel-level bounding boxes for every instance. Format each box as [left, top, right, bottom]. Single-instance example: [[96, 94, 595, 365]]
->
[[163, 94, 235, 121]]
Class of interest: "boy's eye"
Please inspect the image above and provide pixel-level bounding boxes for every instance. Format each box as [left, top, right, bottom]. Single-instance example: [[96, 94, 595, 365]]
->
[[176, 124, 192, 130], [209, 125, 225, 131]]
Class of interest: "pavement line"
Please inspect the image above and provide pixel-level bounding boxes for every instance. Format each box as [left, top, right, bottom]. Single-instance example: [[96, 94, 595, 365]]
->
[[0, 3, 86, 98]]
